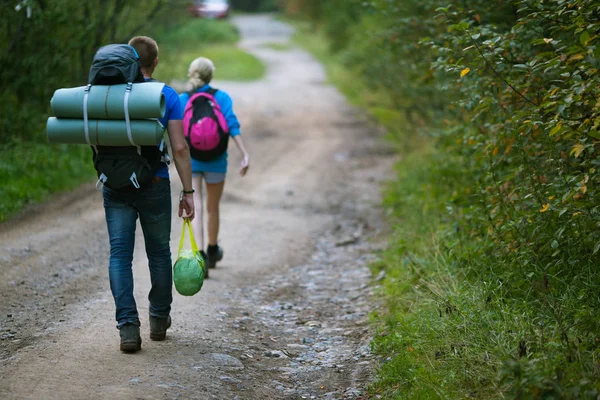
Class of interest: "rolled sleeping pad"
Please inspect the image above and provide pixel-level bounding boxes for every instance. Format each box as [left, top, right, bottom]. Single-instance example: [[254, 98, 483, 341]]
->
[[46, 117, 165, 146], [50, 82, 166, 120]]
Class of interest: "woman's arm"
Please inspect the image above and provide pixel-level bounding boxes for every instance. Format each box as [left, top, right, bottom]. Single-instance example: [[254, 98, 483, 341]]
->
[[215, 90, 246, 174], [216, 91, 241, 135], [231, 135, 249, 176]]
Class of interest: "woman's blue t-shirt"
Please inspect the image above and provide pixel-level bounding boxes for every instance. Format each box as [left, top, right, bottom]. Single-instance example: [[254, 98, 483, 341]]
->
[[179, 84, 241, 174]]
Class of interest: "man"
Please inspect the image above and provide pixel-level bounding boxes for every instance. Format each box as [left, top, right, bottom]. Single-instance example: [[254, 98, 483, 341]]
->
[[103, 35, 195, 352]]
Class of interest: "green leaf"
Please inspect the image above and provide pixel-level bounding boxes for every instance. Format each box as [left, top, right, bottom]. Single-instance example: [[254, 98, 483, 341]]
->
[[580, 30, 591, 46], [549, 123, 563, 137], [588, 131, 600, 139], [448, 21, 470, 32]]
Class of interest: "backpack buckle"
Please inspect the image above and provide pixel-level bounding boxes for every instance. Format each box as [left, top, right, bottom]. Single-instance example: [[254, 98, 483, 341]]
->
[[130, 172, 141, 189], [95, 173, 108, 191]]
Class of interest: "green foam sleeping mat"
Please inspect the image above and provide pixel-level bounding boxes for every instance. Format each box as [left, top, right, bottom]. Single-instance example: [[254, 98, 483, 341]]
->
[[50, 82, 166, 120]]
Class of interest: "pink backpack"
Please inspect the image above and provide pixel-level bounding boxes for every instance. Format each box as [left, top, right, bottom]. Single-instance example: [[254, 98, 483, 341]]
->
[[183, 88, 229, 161]]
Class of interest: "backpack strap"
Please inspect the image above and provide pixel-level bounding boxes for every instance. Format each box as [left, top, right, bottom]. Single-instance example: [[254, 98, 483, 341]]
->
[[144, 77, 170, 164], [83, 84, 98, 154], [123, 82, 141, 155], [159, 138, 171, 165]]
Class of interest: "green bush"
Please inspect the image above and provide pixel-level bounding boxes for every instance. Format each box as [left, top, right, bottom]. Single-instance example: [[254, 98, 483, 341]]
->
[[286, 0, 600, 397]]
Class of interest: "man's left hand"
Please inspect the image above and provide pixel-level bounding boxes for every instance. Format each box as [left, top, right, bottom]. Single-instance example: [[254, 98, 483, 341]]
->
[[179, 194, 195, 220]]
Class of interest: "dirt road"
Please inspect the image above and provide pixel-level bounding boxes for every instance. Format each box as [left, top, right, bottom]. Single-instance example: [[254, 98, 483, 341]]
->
[[0, 15, 394, 399]]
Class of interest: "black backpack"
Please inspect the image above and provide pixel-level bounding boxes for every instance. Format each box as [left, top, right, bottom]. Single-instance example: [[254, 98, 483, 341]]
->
[[87, 44, 165, 191]]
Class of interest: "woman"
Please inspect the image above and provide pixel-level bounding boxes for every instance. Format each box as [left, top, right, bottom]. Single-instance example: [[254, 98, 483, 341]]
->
[[179, 57, 250, 273]]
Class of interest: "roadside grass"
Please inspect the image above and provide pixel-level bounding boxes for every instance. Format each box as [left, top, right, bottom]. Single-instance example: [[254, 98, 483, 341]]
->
[[290, 18, 492, 397], [0, 140, 94, 221], [0, 17, 265, 223], [154, 18, 265, 83], [156, 44, 266, 84], [291, 17, 600, 399], [367, 150, 507, 399]]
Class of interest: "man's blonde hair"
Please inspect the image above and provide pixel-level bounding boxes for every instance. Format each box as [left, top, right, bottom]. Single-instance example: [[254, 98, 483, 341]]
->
[[188, 57, 215, 89], [128, 36, 158, 69]]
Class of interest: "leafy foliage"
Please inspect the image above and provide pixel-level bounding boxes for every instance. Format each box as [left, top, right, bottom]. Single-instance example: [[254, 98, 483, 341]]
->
[[285, 0, 600, 397]]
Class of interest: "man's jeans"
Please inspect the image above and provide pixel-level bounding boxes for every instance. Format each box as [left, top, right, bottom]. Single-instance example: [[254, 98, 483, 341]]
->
[[103, 179, 172, 328]]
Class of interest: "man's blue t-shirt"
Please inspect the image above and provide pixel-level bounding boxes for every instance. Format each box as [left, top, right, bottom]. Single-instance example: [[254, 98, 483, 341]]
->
[[179, 84, 241, 174], [155, 83, 183, 178]]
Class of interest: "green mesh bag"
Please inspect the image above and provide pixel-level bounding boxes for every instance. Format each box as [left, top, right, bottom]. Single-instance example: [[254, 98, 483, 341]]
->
[[173, 219, 205, 296]]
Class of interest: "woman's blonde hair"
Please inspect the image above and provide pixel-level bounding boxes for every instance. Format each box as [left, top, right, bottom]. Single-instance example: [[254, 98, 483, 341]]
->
[[188, 57, 215, 89]]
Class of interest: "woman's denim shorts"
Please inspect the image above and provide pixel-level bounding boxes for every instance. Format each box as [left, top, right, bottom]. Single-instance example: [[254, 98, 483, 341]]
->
[[192, 171, 226, 184]]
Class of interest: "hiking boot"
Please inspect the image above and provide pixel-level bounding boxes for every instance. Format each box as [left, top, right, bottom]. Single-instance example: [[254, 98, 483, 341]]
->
[[205, 245, 223, 269], [149, 315, 171, 341], [200, 250, 209, 279], [119, 323, 141, 353]]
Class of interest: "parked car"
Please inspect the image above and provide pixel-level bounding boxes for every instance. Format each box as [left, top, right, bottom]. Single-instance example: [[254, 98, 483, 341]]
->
[[188, 0, 230, 19]]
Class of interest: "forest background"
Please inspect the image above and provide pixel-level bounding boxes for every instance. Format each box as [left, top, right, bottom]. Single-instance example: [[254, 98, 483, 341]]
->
[[2, 0, 600, 398]]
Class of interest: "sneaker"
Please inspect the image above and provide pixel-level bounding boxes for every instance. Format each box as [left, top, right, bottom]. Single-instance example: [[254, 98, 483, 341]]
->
[[199, 250, 209, 279], [205, 245, 223, 269], [149, 315, 171, 341], [119, 323, 141, 353]]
